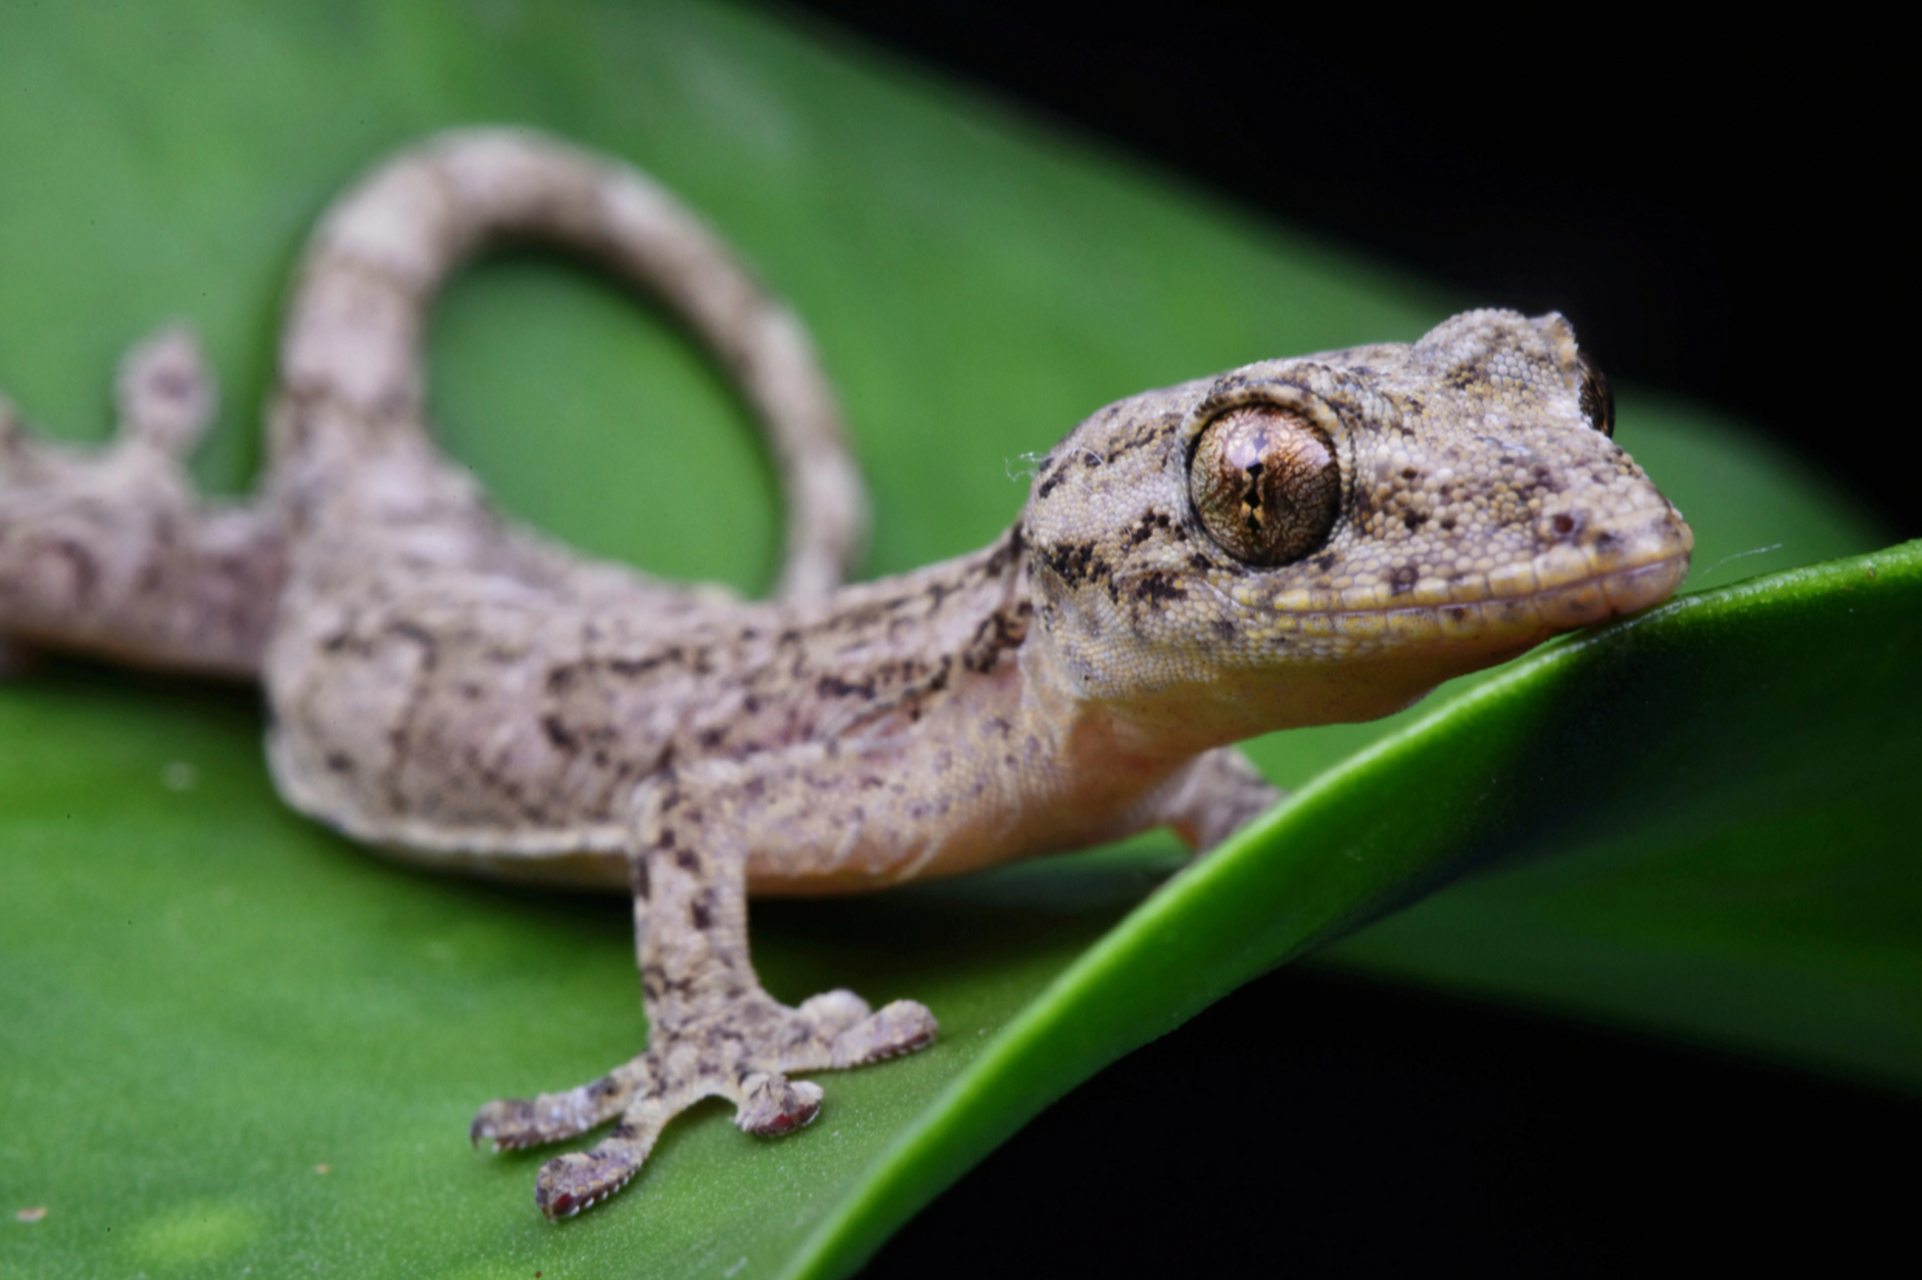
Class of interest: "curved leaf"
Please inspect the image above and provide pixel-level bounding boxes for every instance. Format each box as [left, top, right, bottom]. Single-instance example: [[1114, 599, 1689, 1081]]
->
[[797, 544, 1922, 1273]]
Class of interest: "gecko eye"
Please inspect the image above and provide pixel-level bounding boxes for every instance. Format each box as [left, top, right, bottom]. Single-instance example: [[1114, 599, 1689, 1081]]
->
[[1576, 352, 1614, 438], [1189, 405, 1340, 566]]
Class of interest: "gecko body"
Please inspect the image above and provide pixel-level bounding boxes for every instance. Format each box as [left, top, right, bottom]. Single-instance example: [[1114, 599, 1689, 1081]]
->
[[0, 130, 1692, 1218]]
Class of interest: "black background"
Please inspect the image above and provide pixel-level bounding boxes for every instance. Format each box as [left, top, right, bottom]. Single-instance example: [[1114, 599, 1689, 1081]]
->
[[774, 4, 1918, 1273], [784, 3, 1916, 540]]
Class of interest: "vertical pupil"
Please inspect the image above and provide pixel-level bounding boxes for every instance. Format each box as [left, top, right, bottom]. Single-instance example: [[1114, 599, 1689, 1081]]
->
[[1190, 402, 1338, 565], [1244, 459, 1266, 531]]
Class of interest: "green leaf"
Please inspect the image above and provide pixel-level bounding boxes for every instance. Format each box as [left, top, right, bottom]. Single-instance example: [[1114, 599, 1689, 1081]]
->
[[1, 2, 1912, 1278], [1318, 554, 1922, 1090]]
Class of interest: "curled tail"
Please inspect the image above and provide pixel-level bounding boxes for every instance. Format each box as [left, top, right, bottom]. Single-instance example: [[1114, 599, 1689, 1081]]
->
[[271, 127, 865, 600]]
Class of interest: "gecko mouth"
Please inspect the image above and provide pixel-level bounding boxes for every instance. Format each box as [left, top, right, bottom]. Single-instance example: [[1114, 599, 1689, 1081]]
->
[[1236, 526, 1694, 657]]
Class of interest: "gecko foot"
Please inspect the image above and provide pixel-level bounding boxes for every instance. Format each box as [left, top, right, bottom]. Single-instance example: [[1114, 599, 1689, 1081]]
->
[[115, 324, 216, 457], [475, 988, 937, 1219]]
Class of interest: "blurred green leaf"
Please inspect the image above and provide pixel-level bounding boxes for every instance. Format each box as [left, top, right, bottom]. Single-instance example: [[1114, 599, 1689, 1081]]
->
[[1, 2, 1912, 1278]]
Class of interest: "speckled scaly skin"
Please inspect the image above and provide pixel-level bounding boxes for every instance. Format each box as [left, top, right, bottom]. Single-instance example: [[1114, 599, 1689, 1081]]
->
[[0, 129, 1692, 1219]]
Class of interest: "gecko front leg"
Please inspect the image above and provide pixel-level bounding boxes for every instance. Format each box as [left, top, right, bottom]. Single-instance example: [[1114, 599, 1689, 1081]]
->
[[471, 759, 938, 1219], [1155, 746, 1284, 854]]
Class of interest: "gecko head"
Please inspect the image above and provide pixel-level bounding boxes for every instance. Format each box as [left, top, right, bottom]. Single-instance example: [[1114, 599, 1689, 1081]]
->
[[1020, 310, 1693, 739]]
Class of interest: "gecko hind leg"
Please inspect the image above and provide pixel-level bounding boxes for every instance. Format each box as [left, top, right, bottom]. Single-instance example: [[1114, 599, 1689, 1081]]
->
[[0, 322, 212, 493], [0, 324, 282, 677]]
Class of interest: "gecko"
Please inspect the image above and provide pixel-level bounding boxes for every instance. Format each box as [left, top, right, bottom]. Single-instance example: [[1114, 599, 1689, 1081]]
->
[[0, 129, 1693, 1219]]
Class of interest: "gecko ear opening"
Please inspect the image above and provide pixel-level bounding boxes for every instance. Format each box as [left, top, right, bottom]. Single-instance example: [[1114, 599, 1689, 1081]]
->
[[1187, 404, 1340, 566], [1575, 351, 1614, 438]]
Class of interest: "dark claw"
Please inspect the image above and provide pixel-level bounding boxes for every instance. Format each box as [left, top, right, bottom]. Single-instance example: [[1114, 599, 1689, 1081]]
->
[[734, 1073, 824, 1136]]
